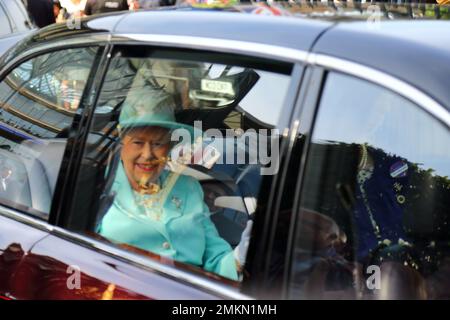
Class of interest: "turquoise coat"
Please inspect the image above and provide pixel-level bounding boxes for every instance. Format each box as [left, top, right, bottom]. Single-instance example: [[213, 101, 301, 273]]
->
[[97, 163, 238, 281]]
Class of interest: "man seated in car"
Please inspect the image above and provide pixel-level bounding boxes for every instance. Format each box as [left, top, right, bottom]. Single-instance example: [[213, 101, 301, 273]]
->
[[96, 91, 251, 281]]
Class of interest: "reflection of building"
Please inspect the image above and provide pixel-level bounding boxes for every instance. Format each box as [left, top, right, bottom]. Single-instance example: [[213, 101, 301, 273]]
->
[[0, 77, 74, 139], [0, 48, 97, 144]]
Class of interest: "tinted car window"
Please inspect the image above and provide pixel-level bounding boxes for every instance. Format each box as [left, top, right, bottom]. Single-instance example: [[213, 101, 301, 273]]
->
[[0, 47, 99, 219], [3, 0, 30, 32], [0, 5, 12, 37], [69, 47, 292, 283], [290, 72, 450, 299]]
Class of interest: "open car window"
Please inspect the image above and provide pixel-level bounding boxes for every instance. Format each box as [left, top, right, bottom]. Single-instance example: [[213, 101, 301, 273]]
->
[[69, 47, 293, 284]]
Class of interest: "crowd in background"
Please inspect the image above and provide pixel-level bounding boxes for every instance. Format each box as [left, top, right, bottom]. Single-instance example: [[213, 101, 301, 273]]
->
[[24, 0, 450, 29], [24, 0, 176, 28]]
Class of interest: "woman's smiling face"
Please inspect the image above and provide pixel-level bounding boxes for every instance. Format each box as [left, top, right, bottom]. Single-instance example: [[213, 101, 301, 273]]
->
[[121, 126, 171, 191]]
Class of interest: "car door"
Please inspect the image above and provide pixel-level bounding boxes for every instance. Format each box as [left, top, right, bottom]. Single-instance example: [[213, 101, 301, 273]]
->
[[286, 61, 450, 299], [15, 38, 304, 299], [0, 42, 106, 299]]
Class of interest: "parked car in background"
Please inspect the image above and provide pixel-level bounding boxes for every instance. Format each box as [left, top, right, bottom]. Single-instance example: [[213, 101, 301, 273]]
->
[[0, 0, 34, 56], [0, 2, 449, 300]]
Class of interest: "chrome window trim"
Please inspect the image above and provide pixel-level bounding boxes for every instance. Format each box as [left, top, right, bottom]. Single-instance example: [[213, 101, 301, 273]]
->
[[113, 33, 309, 63], [308, 53, 450, 128], [0, 204, 53, 232], [0, 206, 251, 300]]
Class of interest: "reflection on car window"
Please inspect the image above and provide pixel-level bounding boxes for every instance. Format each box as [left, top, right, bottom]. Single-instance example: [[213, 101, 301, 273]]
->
[[239, 70, 290, 126], [291, 72, 450, 300], [3, 0, 30, 32], [312, 73, 450, 178], [0, 47, 98, 218], [0, 6, 11, 37], [8, 48, 95, 113], [71, 49, 292, 283]]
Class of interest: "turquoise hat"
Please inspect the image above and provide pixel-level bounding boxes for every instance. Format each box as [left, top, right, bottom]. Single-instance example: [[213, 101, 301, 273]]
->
[[118, 87, 198, 139]]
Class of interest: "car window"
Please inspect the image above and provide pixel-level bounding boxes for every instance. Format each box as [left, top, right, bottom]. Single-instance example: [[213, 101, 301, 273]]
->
[[0, 47, 99, 219], [69, 47, 293, 284], [0, 5, 12, 37], [3, 0, 30, 32], [289, 72, 450, 299]]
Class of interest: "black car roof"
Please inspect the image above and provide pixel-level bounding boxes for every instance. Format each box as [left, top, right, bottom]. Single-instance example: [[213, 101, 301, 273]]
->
[[313, 20, 450, 110], [3, 6, 450, 110], [112, 10, 331, 52]]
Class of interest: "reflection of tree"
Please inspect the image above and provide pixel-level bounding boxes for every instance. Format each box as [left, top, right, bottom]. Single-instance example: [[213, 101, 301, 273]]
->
[[0, 48, 98, 139], [275, 1, 450, 20], [24, 48, 96, 105]]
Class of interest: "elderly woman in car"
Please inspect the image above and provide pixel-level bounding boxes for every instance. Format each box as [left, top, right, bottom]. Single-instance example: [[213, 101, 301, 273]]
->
[[97, 92, 251, 281]]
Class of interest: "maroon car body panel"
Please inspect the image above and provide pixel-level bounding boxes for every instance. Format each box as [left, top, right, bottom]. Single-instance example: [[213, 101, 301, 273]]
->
[[0, 215, 48, 299], [11, 233, 225, 299]]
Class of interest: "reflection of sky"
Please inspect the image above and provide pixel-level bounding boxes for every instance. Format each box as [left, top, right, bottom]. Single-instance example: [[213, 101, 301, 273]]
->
[[312, 73, 450, 177], [239, 70, 290, 127], [13, 61, 60, 101]]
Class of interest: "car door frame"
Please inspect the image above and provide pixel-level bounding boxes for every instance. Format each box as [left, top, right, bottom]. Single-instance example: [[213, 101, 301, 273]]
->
[[49, 35, 310, 299]]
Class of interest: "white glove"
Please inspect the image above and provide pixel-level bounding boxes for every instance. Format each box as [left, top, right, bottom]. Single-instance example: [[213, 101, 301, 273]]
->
[[234, 220, 253, 268]]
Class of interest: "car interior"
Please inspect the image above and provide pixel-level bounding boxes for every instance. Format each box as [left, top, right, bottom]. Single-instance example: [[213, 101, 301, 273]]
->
[[65, 52, 289, 282], [0, 124, 67, 219]]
